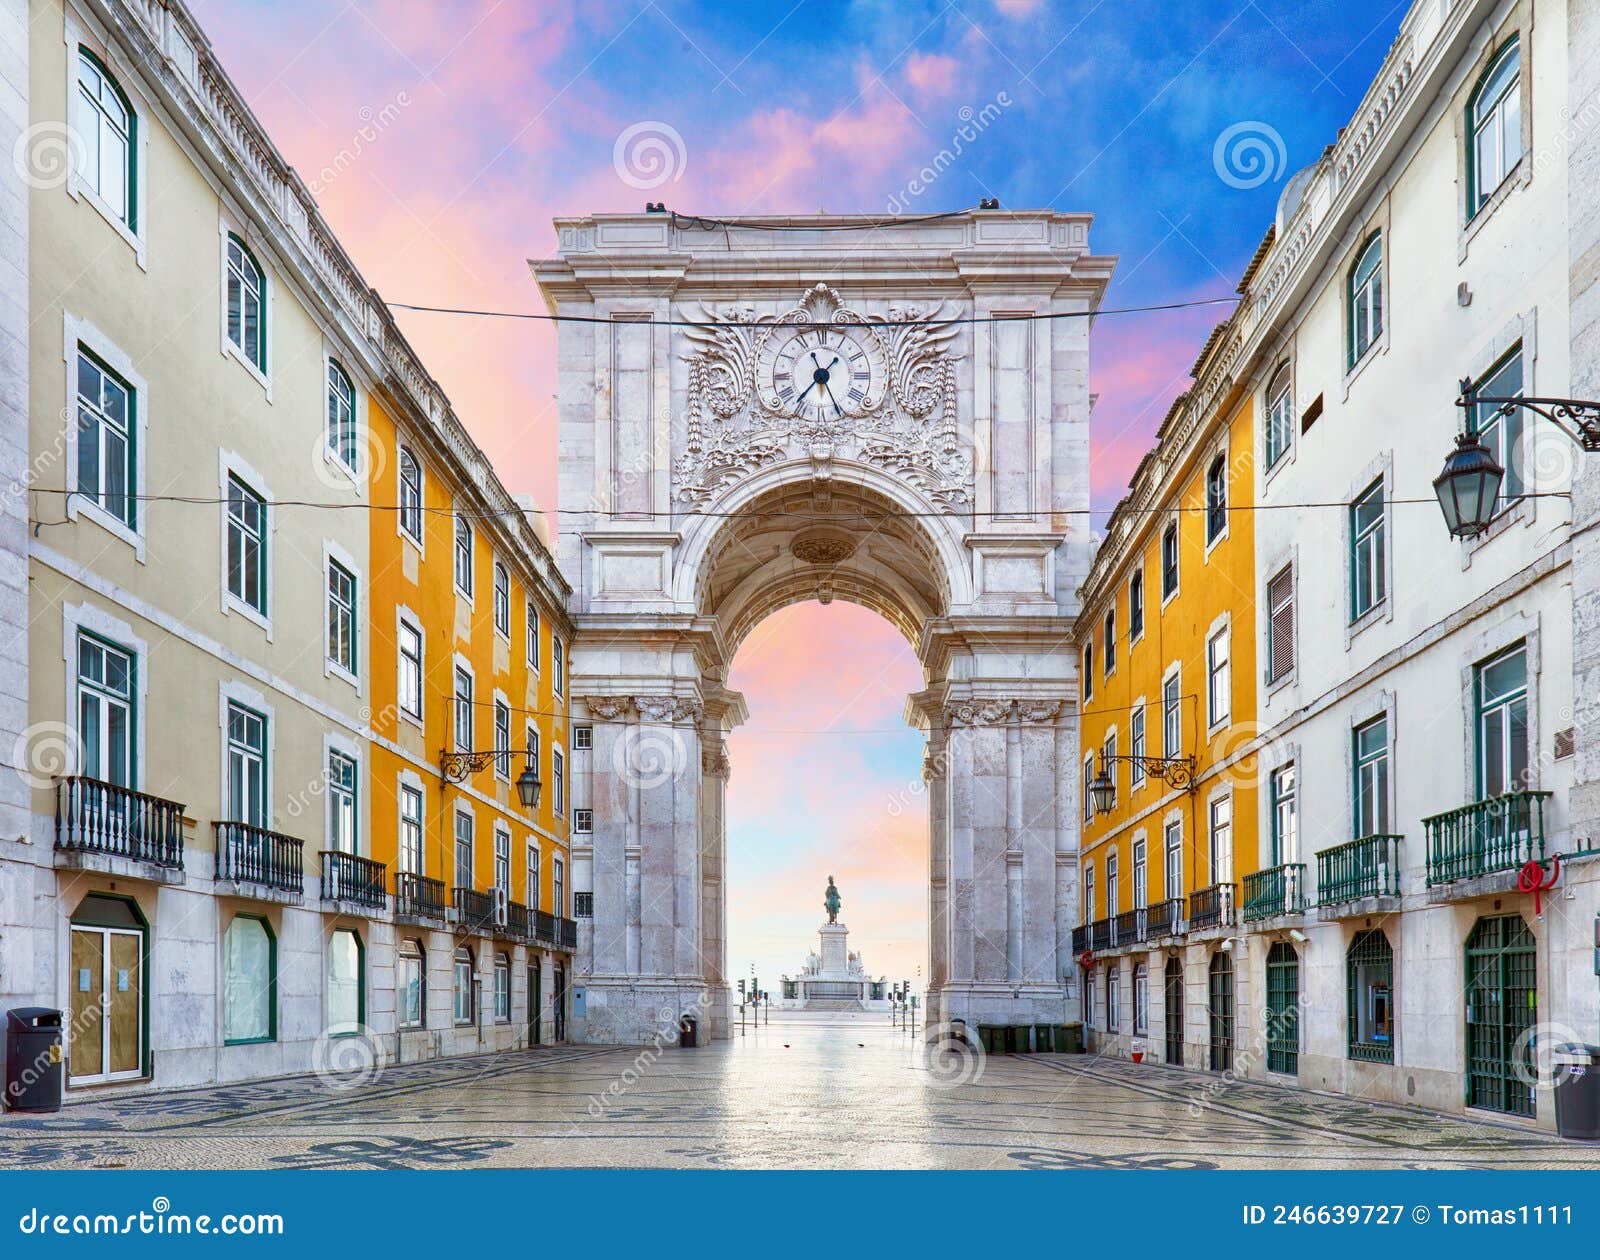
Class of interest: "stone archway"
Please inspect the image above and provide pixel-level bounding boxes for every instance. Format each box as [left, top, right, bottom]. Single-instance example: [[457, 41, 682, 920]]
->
[[533, 211, 1113, 1043]]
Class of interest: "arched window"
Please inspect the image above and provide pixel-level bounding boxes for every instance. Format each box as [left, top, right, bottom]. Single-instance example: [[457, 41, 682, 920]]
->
[[75, 48, 135, 229], [398, 447, 423, 542], [454, 514, 474, 596], [1469, 38, 1522, 217], [453, 946, 475, 1025], [493, 562, 510, 636], [1346, 928, 1393, 1063], [399, 938, 425, 1030], [326, 927, 363, 1032], [223, 915, 275, 1044], [326, 360, 356, 469], [1265, 941, 1299, 1074], [225, 234, 266, 373], [1264, 364, 1293, 468], [1348, 234, 1383, 366], [494, 954, 512, 1022]]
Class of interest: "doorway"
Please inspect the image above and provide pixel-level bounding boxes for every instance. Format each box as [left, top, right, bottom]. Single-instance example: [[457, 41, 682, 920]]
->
[[1208, 951, 1234, 1072], [1465, 913, 1536, 1117], [528, 961, 542, 1047], [553, 965, 566, 1042], [67, 895, 146, 1085], [1163, 955, 1184, 1065]]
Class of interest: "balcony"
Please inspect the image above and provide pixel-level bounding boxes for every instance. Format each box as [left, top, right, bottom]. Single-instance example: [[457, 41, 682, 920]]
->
[[321, 851, 387, 911], [504, 900, 531, 939], [1112, 908, 1145, 948], [394, 872, 447, 923], [1315, 834, 1401, 912], [1070, 924, 1089, 955], [1187, 883, 1235, 931], [453, 887, 495, 935], [1089, 917, 1112, 951], [55, 777, 185, 876], [1424, 791, 1553, 889], [1241, 863, 1306, 923], [533, 908, 558, 945], [1145, 896, 1184, 938], [559, 917, 578, 950], [213, 821, 303, 896]]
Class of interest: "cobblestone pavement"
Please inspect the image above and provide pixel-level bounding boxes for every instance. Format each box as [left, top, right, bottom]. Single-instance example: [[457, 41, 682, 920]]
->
[[3, 1012, 1597, 1170]]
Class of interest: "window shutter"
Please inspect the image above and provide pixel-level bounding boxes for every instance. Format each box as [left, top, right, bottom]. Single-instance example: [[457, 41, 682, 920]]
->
[[1268, 567, 1295, 680]]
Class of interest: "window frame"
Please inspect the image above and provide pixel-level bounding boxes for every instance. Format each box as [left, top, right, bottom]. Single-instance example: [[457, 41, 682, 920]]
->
[[453, 945, 475, 1026], [1082, 642, 1094, 700], [526, 600, 541, 670], [1467, 37, 1523, 220], [453, 513, 474, 600], [1352, 715, 1390, 838], [492, 562, 511, 639], [552, 637, 565, 698], [1269, 763, 1298, 866], [224, 699, 268, 828], [1474, 641, 1529, 800], [325, 927, 365, 1034], [397, 446, 424, 546], [326, 747, 359, 856], [1264, 364, 1294, 470], [1129, 702, 1146, 790], [1208, 794, 1233, 886], [224, 231, 269, 380], [453, 663, 474, 754], [325, 359, 358, 473], [74, 344, 137, 532], [494, 954, 512, 1023], [1128, 569, 1145, 642], [1163, 818, 1182, 902], [1469, 346, 1526, 513], [325, 555, 359, 682], [1160, 521, 1180, 601], [224, 472, 269, 621], [1162, 669, 1182, 759], [64, 321, 147, 555], [398, 781, 424, 876], [1349, 478, 1386, 623], [1204, 452, 1228, 546], [1347, 233, 1383, 370], [493, 697, 512, 782], [1346, 928, 1395, 1063], [397, 617, 424, 724], [398, 938, 426, 1030], [1103, 608, 1116, 677], [70, 44, 143, 252], [1266, 564, 1295, 684], [222, 913, 276, 1046], [552, 746, 566, 817], [1206, 626, 1231, 730]]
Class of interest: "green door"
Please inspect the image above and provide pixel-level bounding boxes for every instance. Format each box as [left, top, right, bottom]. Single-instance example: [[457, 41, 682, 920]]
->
[[1265, 941, 1299, 1074], [1465, 914, 1536, 1117], [1208, 952, 1234, 1072], [1163, 956, 1184, 1065]]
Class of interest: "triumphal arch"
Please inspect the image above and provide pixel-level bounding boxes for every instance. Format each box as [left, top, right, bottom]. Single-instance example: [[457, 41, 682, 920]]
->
[[532, 210, 1114, 1042]]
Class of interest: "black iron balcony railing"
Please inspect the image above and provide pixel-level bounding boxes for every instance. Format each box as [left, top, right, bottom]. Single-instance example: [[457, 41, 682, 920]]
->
[[558, 916, 578, 950], [394, 872, 447, 922], [505, 900, 530, 938], [213, 821, 302, 893], [1423, 791, 1553, 887], [1315, 834, 1401, 905], [1145, 896, 1184, 937], [1241, 863, 1305, 922], [321, 850, 387, 909], [1070, 923, 1089, 955], [573, 891, 593, 919], [1187, 882, 1235, 930], [1089, 917, 1112, 951], [55, 776, 185, 868], [1112, 908, 1145, 947], [532, 908, 558, 944], [453, 887, 495, 934]]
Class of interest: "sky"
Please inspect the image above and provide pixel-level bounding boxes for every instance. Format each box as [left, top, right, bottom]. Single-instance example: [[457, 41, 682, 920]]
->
[[196, 0, 1409, 992]]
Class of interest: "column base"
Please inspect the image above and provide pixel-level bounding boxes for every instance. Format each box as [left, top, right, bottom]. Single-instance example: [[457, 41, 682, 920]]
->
[[569, 976, 731, 1046], [929, 982, 1071, 1033]]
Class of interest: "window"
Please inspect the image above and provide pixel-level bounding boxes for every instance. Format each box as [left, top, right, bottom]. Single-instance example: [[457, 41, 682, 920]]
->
[[526, 843, 541, 911], [1103, 610, 1116, 676], [398, 621, 423, 721], [493, 700, 512, 779], [525, 723, 540, 792], [453, 946, 475, 1025], [574, 808, 593, 834], [1133, 963, 1149, 1036], [552, 747, 565, 816], [1347, 929, 1394, 1063], [526, 601, 540, 669], [76, 633, 133, 789], [1083, 862, 1096, 924], [1129, 704, 1146, 789], [75, 348, 135, 528], [1348, 234, 1383, 366], [493, 563, 510, 637], [1205, 453, 1227, 543], [1163, 820, 1182, 901], [75, 49, 135, 228], [1129, 570, 1144, 640], [1265, 366, 1293, 468], [1266, 565, 1294, 682], [326, 928, 363, 1032], [573, 725, 593, 751], [453, 514, 473, 596], [326, 560, 357, 676], [1206, 628, 1230, 727], [326, 360, 356, 470], [398, 783, 423, 875], [398, 447, 423, 543], [494, 955, 511, 1021], [225, 234, 266, 373], [1161, 522, 1179, 598], [1270, 764, 1298, 865], [223, 915, 274, 1043], [327, 750, 357, 855], [1471, 348, 1525, 509], [1476, 643, 1528, 798], [225, 702, 267, 827], [1082, 643, 1094, 700], [1209, 796, 1233, 885], [1106, 967, 1120, 1032], [226, 475, 267, 615], [1469, 39, 1522, 217], [1107, 848, 1120, 918], [493, 829, 511, 898], [454, 811, 474, 892], [1350, 479, 1385, 620], [1132, 837, 1148, 909], [1102, 734, 1118, 814], [1162, 672, 1181, 757], [552, 637, 565, 697], [552, 856, 565, 917], [454, 667, 473, 753], [1353, 716, 1390, 837], [398, 939, 425, 1030], [1082, 756, 1094, 823]]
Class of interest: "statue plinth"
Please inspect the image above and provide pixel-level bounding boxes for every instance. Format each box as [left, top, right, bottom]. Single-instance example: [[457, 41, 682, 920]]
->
[[818, 921, 849, 974]]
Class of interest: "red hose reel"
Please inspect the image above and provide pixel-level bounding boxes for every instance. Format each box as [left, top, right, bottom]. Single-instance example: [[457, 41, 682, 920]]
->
[[1517, 855, 1560, 915]]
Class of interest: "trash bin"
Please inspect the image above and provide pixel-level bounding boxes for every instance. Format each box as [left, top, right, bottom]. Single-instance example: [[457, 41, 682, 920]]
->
[[1552, 1043, 1600, 1140], [5, 1008, 63, 1113], [678, 1015, 697, 1048], [1061, 1021, 1084, 1054]]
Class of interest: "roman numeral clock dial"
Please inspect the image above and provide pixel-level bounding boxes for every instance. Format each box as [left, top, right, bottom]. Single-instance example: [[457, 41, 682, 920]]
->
[[760, 325, 886, 425]]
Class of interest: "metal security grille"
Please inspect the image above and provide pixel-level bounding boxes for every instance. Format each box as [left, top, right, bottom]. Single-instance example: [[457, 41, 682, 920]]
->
[[1164, 956, 1184, 1065], [1465, 914, 1537, 1117], [1346, 928, 1394, 1063], [1208, 951, 1234, 1072], [1265, 941, 1299, 1075]]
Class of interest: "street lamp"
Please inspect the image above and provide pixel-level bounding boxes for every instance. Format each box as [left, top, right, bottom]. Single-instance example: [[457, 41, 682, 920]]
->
[[1088, 750, 1195, 816], [515, 762, 542, 809], [1088, 766, 1116, 816]]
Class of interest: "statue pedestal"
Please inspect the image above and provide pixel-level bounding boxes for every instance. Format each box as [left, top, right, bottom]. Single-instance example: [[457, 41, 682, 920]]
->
[[818, 922, 849, 974]]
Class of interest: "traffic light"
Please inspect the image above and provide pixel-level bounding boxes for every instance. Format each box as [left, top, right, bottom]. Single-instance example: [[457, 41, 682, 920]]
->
[[738, 979, 746, 998]]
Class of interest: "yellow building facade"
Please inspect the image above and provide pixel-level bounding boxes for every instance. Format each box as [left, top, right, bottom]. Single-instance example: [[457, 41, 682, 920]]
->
[[1073, 328, 1262, 1069]]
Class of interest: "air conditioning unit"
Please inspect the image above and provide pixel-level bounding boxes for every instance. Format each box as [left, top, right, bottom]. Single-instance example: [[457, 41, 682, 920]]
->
[[493, 887, 509, 926]]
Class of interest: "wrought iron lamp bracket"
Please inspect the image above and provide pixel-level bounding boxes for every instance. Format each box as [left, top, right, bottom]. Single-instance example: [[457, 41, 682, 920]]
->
[[1456, 378, 1600, 452]]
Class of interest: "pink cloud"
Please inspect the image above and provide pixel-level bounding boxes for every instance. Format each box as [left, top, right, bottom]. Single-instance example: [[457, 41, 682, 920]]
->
[[904, 51, 960, 100]]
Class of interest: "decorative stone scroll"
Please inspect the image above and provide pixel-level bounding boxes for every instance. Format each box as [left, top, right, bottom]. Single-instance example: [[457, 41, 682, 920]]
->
[[944, 698, 1066, 729], [577, 695, 705, 727]]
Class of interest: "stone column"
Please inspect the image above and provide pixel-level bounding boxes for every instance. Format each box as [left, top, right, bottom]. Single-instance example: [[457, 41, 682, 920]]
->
[[923, 734, 950, 1014], [698, 734, 730, 1038]]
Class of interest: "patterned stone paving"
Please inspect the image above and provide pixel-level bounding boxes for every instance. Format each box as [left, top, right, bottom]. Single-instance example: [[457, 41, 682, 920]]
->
[[2, 1012, 1597, 1169]]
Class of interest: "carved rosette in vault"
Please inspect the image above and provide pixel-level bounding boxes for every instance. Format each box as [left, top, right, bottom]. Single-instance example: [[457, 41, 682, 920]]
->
[[673, 283, 971, 509]]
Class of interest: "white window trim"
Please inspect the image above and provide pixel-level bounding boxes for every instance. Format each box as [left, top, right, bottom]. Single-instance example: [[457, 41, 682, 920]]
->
[[218, 678, 275, 830], [397, 767, 426, 876], [1342, 221, 1391, 396], [1456, 611, 1542, 801], [1262, 546, 1300, 697], [1162, 809, 1185, 904], [62, 600, 148, 792], [452, 653, 476, 753], [1161, 661, 1183, 760], [395, 604, 424, 731], [1102, 608, 1117, 681], [217, 448, 273, 637], [452, 800, 477, 892], [320, 348, 368, 489], [62, 311, 147, 560], [396, 443, 426, 554], [62, 16, 148, 267], [1201, 441, 1231, 560], [1129, 695, 1148, 790], [551, 636, 566, 698], [1159, 514, 1181, 610], [218, 213, 272, 397], [1261, 357, 1298, 484], [492, 561, 512, 642], [1457, 27, 1532, 253], [1205, 783, 1234, 887], [1204, 612, 1232, 736], [551, 744, 566, 817], [492, 822, 513, 895], [322, 539, 363, 692], [1461, 309, 1541, 564], [492, 688, 512, 784], [322, 729, 365, 857], [1345, 691, 1398, 844], [526, 600, 541, 672], [1344, 452, 1395, 646], [1128, 566, 1147, 648], [452, 502, 476, 605]]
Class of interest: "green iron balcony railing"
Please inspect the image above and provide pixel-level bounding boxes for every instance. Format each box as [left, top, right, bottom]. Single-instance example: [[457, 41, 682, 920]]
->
[[452, 887, 495, 934], [1070, 924, 1089, 955], [1423, 790, 1553, 887], [1089, 917, 1112, 951], [1145, 896, 1184, 937], [214, 821, 303, 893], [1112, 908, 1145, 947], [1187, 882, 1235, 930], [321, 851, 387, 910], [56, 776, 185, 869], [394, 872, 447, 922], [1242, 863, 1306, 922], [1315, 834, 1401, 906]]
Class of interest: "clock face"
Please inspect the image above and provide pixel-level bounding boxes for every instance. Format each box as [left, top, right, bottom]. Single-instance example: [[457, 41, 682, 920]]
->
[[762, 325, 885, 423]]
